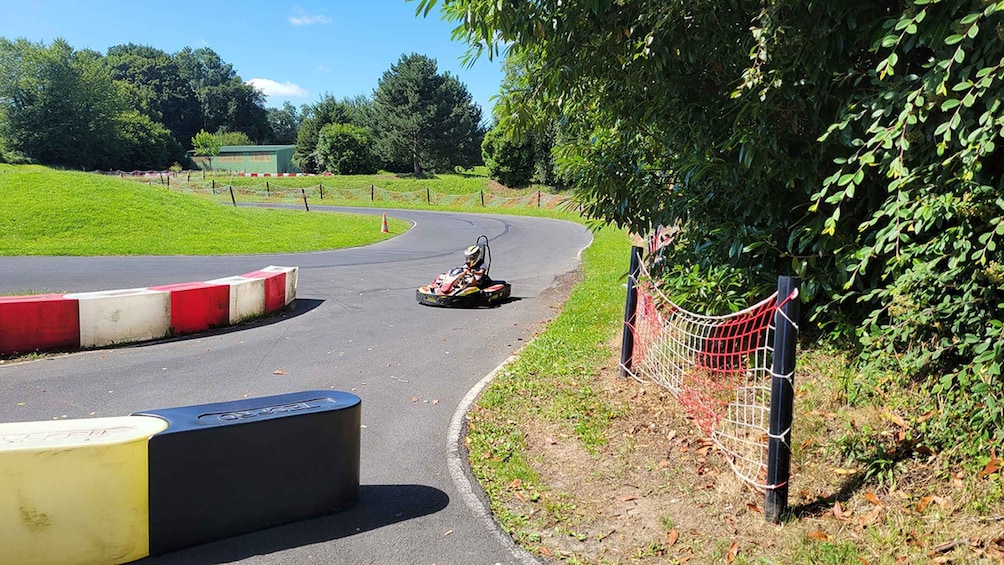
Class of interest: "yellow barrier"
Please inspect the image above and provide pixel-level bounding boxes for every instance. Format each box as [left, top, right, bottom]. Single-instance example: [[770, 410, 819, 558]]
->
[[0, 416, 168, 565]]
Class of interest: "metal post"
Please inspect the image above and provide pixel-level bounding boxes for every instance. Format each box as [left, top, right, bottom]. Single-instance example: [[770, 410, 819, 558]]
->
[[229, 186, 236, 207], [619, 246, 644, 377], [764, 276, 800, 523]]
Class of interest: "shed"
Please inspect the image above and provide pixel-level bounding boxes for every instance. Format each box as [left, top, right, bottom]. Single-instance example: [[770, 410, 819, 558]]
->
[[189, 145, 299, 174]]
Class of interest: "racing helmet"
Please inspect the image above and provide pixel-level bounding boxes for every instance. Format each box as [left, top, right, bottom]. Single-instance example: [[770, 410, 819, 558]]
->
[[464, 244, 484, 268]]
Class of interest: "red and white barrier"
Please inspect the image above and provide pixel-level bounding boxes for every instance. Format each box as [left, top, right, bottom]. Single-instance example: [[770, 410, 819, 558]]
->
[[0, 294, 80, 354], [148, 282, 230, 335], [0, 266, 298, 356], [66, 288, 172, 348], [204, 276, 267, 325]]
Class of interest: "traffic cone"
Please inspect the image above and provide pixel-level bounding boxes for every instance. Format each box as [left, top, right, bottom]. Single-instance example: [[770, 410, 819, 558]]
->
[[380, 212, 389, 233]]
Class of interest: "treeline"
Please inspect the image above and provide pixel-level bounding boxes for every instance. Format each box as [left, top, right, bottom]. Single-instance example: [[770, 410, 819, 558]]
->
[[0, 39, 275, 170], [0, 40, 486, 176], [430, 0, 1004, 462], [291, 53, 483, 176]]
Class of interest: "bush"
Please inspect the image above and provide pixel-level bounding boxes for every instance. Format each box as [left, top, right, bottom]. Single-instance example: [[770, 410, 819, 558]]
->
[[482, 127, 533, 187], [315, 123, 377, 175]]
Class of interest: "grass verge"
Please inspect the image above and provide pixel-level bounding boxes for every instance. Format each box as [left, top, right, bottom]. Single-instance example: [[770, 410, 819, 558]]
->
[[0, 165, 408, 255]]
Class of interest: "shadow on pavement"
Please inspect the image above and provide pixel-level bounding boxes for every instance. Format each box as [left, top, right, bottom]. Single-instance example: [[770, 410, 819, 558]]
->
[[136, 483, 449, 564]]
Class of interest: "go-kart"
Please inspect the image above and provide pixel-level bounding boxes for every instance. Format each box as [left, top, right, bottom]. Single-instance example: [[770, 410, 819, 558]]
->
[[416, 235, 512, 308]]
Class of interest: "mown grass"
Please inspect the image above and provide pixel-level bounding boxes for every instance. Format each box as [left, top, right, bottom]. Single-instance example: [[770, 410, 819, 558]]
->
[[465, 226, 630, 544], [133, 168, 575, 218], [198, 166, 513, 195], [0, 165, 408, 255]]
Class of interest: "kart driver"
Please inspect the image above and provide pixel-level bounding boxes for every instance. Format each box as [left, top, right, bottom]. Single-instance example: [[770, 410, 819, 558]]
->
[[463, 244, 490, 288]]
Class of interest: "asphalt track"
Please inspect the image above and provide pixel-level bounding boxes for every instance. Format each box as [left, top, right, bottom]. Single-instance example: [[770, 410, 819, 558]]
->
[[0, 206, 593, 565]]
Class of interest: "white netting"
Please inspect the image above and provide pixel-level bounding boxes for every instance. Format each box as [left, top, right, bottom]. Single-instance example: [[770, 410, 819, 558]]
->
[[624, 260, 797, 490]]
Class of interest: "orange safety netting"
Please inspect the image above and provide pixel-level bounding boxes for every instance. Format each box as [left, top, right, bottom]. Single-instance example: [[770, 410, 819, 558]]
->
[[625, 262, 797, 489]]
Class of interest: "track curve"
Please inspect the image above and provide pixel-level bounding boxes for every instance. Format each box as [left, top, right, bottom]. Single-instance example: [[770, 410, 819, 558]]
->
[[0, 207, 592, 564]]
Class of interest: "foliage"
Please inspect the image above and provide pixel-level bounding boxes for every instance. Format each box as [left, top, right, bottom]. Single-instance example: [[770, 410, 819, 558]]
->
[[293, 95, 373, 173], [266, 102, 300, 145], [371, 53, 484, 174], [213, 129, 253, 147], [191, 129, 221, 169], [0, 38, 271, 169], [175, 46, 270, 142], [315, 122, 377, 175], [111, 111, 184, 171], [481, 126, 534, 187], [0, 38, 122, 169], [418, 0, 1004, 462], [104, 43, 202, 149]]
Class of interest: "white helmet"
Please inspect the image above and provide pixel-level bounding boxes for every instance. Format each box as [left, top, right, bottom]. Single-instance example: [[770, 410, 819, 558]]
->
[[464, 244, 484, 268]]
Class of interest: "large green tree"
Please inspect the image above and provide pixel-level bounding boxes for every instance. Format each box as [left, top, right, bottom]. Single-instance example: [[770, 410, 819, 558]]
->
[[0, 38, 122, 168], [266, 101, 301, 145], [293, 95, 373, 173], [371, 53, 483, 174], [176, 47, 270, 142], [315, 122, 377, 175], [104, 44, 202, 149], [420, 0, 1004, 457]]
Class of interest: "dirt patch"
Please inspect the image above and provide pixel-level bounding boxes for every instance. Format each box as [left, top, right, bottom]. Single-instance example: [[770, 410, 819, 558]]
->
[[508, 362, 776, 563]]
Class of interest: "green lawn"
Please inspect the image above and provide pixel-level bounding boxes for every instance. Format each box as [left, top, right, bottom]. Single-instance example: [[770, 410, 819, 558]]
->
[[0, 165, 409, 255]]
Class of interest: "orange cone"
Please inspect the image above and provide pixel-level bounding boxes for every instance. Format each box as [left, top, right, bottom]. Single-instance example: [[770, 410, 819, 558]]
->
[[380, 212, 389, 233]]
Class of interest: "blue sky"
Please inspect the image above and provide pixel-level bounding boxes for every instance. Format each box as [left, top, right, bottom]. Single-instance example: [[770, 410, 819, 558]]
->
[[1, 0, 504, 119]]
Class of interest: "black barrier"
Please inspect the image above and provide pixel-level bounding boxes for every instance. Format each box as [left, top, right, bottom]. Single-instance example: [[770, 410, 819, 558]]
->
[[134, 390, 361, 555]]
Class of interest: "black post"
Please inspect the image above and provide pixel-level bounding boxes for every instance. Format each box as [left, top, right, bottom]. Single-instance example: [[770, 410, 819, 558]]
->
[[370, 184, 374, 201], [229, 186, 236, 207], [203, 169, 206, 180], [161, 173, 165, 185], [319, 183, 324, 199], [301, 188, 309, 211], [187, 173, 191, 182], [619, 246, 644, 377], [266, 181, 269, 197], [212, 179, 215, 190], [480, 190, 485, 207], [426, 187, 431, 204], [764, 276, 800, 524]]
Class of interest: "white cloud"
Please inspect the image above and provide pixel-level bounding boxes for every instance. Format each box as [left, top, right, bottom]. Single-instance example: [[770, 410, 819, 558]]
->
[[288, 10, 331, 26], [315, 64, 331, 73], [246, 78, 308, 99]]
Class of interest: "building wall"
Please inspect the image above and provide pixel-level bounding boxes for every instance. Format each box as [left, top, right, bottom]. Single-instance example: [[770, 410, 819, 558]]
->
[[188, 146, 300, 174]]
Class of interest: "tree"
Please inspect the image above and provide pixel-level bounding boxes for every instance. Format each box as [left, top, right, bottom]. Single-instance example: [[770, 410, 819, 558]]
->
[[482, 127, 533, 187], [294, 95, 373, 173], [266, 102, 300, 144], [214, 129, 253, 146], [371, 53, 482, 174], [104, 43, 202, 149], [192, 129, 221, 170], [315, 123, 377, 174], [111, 110, 184, 170], [420, 0, 1004, 458], [176, 47, 270, 142], [0, 38, 123, 169]]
